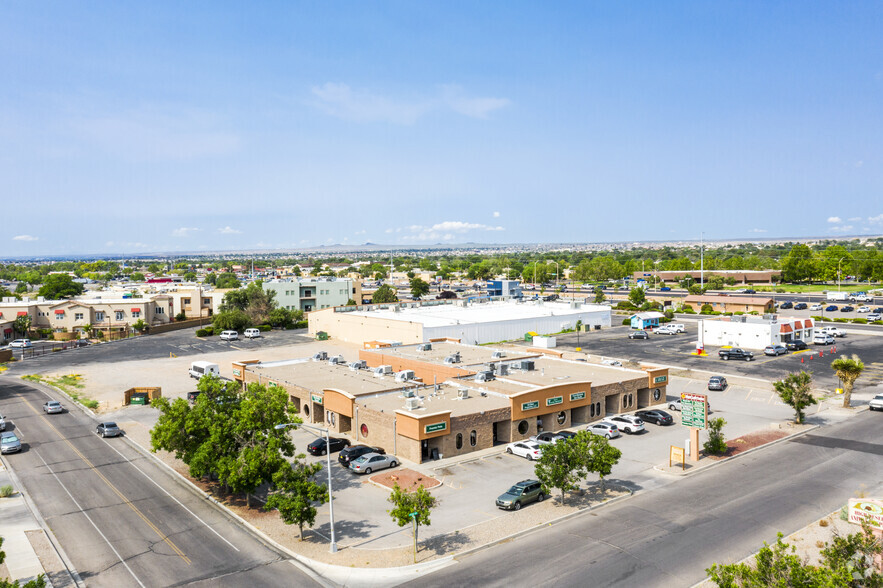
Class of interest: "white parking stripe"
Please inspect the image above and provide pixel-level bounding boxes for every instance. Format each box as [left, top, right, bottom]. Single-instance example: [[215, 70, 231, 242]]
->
[[35, 450, 147, 588], [100, 439, 240, 551]]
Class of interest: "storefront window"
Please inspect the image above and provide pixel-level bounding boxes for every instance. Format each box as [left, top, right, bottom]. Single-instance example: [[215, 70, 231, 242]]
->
[[456, 433, 463, 449], [470, 430, 477, 446], [556, 411, 566, 425], [517, 420, 529, 435]]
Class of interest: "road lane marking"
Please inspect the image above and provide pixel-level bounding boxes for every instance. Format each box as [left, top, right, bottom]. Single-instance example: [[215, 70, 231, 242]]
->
[[34, 450, 147, 588], [19, 397, 191, 565], [99, 439, 239, 551]]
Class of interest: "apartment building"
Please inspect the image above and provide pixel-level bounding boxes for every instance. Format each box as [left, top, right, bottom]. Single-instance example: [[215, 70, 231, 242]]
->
[[262, 278, 361, 313]]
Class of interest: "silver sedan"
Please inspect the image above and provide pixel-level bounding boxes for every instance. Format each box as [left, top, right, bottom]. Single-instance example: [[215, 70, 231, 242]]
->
[[349, 452, 398, 475]]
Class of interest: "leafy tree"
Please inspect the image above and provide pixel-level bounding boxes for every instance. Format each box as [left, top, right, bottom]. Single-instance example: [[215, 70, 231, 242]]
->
[[81, 323, 92, 338], [15, 282, 28, 294], [534, 431, 592, 505], [831, 354, 864, 409], [215, 273, 241, 289], [268, 307, 294, 329], [131, 272, 146, 282], [628, 287, 646, 307], [132, 319, 147, 334], [175, 311, 188, 321], [265, 461, 327, 539], [584, 434, 622, 492], [522, 262, 550, 284], [593, 286, 606, 304], [372, 284, 398, 303], [37, 274, 83, 299], [409, 277, 430, 298], [204, 272, 217, 285], [772, 371, 817, 424], [183, 271, 197, 281], [781, 244, 817, 283], [703, 417, 728, 455], [13, 314, 31, 337], [388, 482, 437, 563], [212, 309, 250, 332], [345, 298, 357, 306]]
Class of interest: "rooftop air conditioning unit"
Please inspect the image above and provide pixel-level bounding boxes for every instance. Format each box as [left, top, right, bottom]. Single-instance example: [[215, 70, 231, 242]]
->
[[311, 351, 328, 361], [402, 389, 416, 398], [457, 388, 469, 399], [327, 355, 345, 365], [499, 363, 509, 376], [417, 343, 432, 351], [475, 371, 495, 383], [348, 360, 367, 370], [521, 360, 535, 371], [395, 370, 415, 383], [491, 351, 506, 359], [373, 365, 393, 377], [405, 397, 420, 410], [443, 352, 461, 364]]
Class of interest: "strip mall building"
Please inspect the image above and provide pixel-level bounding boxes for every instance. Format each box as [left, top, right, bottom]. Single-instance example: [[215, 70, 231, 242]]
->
[[233, 341, 668, 463]]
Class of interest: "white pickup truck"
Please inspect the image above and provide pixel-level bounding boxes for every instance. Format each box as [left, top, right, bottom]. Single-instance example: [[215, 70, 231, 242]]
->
[[819, 326, 846, 338], [851, 294, 872, 303]]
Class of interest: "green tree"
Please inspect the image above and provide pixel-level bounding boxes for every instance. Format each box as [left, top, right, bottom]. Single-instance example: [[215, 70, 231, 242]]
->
[[265, 461, 327, 540], [372, 284, 398, 303], [781, 244, 817, 283], [388, 483, 437, 563], [593, 286, 606, 304], [703, 417, 728, 455], [131, 272, 146, 282], [212, 309, 250, 332], [831, 354, 865, 409], [15, 282, 28, 294], [534, 431, 591, 505], [0, 537, 47, 588], [772, 371, 818, 424], [37, 274, 84, 299], [215, 273, 241, 289], [13, 314, 31, 337], [584, 434, 622, 492], [628, 286, 646, 307], [409, 277, 430, 299], [268, 308, 294, 328], [131, 319, 147, 334]]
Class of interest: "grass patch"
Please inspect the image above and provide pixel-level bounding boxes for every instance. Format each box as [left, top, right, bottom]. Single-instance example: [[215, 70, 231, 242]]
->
[[21, 373, 99, 410]]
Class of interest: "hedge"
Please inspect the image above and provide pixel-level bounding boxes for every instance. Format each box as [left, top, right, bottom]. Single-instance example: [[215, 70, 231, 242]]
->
[[257, 324, 272, 332], [196, 327, 214, 337], [294, 320, 308, 329], [622, 318, 631, 326]]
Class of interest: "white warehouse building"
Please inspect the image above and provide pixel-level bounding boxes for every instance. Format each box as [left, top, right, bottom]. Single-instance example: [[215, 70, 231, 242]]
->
[[309, 299, 612, 345], [699, 315, 815, 351]]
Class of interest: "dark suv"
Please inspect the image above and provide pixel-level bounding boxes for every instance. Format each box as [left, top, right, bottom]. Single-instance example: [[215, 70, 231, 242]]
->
[[496, 480, 546, 511], [338, 445, 385, 467], [307, 437, 351, 456]]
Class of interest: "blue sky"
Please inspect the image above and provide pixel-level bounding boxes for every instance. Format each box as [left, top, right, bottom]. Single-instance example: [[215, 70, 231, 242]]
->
[[2, 2, 882, 256]]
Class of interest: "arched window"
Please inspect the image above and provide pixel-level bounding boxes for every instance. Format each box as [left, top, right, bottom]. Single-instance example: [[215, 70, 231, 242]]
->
[[456, 433, 463, 449], [470, 430, 477, 446], [557, 411, 566, 425]]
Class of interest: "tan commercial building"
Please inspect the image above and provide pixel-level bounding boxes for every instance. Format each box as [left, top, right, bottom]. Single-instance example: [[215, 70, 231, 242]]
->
[[233, 341, 668, 463], [683, 294, 775, 315]]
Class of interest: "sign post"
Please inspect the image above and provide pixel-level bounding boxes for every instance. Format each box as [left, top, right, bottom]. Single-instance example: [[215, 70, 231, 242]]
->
[[847, 498, 883, 572], [680, 393, 708, 461], [669, 446, 685, 470]]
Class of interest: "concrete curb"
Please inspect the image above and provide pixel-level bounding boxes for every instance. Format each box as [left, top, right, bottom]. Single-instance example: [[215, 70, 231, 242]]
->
[[652, 424, 821, 477]]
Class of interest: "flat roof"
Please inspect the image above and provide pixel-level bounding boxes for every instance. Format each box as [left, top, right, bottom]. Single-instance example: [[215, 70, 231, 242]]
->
[[359, 385, 509, 418], [248, 359, 402, 396], [339, 299, 610, 328], [369, 341, 537, 366]]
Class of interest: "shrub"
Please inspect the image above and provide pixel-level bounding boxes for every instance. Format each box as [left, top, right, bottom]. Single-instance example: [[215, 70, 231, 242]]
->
[[175, 311, 188, 322], [871, 320, 883, 326], [700, 304, 715, 314], [622, 318, 631, 326], [257, 324, 272, 332], [196, 328, 211, 337], [852, 318, 867, 324], [733, 311, 744, 315], [680, 307, 696, 314], [294, 320, 308, 329], [834, 318, 848, 323], [810, 315, 824, 321], [703, 417, 728, 456], [0, 484, 13, 497], [775, 288, 785, 293], [664, 310, 674, 320]]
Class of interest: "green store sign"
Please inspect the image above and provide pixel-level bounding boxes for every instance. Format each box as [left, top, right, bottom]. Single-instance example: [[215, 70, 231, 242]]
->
[[521, 400, 540, 411], [546, 396, 563, 406], [311, 393, 323, 404], [654, 375, 668, 384], [425, 422, 447, 434], [570, 392, 586, 401], [267, 381, 277, 387], [233, 368, 241, 377]]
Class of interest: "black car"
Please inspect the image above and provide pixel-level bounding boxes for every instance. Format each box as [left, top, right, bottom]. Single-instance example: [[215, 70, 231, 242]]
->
[[707, 376, 728, 391], [743, 289, 756, 294], [779, 301, 793, 309], [628, 330, 649, 340], [307, 437, 351, 456], [786, 340, 808, 351], [187, 390, 202, 402], [338, 444, 385, 466], [841, 306, 854, 312], [793, 302, 808, 310], [634, 409, 673, 426], [554, 430, 577, 440]]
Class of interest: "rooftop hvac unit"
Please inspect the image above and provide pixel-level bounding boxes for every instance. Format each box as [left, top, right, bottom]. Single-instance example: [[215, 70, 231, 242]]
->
[[491, 351, 506, 359], [405, 397, 420, 410], [475, 371, 495, 383], [443, 352, 461, 364], [499, 363, 509, 376], [311, 351, 328, 361], [417, 343, 432, 351], [373, 365, 393, 377], [395, 370, 416, 383], [348, 360, 367, 370], [457, 388, 469, 399], [327, 355, 345, 365], [520, 360, 535, 371], [402, 389, 416, 398]]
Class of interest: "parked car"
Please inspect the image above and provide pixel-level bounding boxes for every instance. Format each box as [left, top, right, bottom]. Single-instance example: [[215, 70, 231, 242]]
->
[[707, 376, 728, 391], [96, 422, 122, 438], [0, 413, 5, 432], [496, 480, 546, 511], [243, 328, 262, 338], [9, 339, 32, 349], [840, 306, 855, 313], [349, 452, 397, 474], [634, 409, 673, 426], [43, 401, 63, 414], [868, 313, 882, 322], [601, 415, 645, 434], [601, 359, 623, 367], [813, 333, 835, 345], [338, 445, 386, 467], [785, 340, 808, 351], [743, 289, 756, 294], [554, 430, 577, 440], [530, 432, 564, 445], [809, 304, 823, 311], [659, 286, 672, 292], [653, 326, 676, 335], [778, 301, 793, 309], [793, 303, 808, 310], [307, 436, 351, 456], [628, 330, 649, 340], [825, 305, 838, 312], [856, 306, 871, 313], [874, 308, 883, 314], [718, 348, 754, 361], [0, 432, 21, 454], [764, 344, 788, 356], [220, 330, 239, 341], [586, 422, 620, 439], [668, 324, 686, 333], [869, 394, 883, 411], [506, 441, 543, 460]]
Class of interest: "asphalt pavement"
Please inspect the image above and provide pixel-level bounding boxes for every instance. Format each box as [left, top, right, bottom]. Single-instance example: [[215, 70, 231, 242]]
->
[[0, 378, 320, 587], [409, 409, 883, 588]]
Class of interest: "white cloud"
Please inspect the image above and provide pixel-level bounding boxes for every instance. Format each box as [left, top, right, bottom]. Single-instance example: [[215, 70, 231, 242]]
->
[[830, 225, 854, 233], [172, 227, 200, 237], [868, 214, 883, 224], [309, 83, 509, 125], [827, 216, 842, 223], [398, 220, 506, 242], [12, 234, 38, 241], [217, 226, 241, 235], [354, 230, 367, 235], [493, 211, 501, 218], [747, 228, 767, 233]]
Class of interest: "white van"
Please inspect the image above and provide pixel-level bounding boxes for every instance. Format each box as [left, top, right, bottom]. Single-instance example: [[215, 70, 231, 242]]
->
[[189, 361, 220, 379], [668, 324, 686, 333], [243, 328, 261, 339], [220, 330, 239, 341]]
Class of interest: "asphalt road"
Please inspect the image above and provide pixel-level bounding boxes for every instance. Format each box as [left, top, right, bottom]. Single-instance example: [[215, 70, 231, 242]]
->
[[410, 409, 883, 588], [0, 378, 320, 588]]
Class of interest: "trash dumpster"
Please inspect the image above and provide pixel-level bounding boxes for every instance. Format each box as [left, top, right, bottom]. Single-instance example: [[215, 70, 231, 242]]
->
[[129, 392, 149, 405]]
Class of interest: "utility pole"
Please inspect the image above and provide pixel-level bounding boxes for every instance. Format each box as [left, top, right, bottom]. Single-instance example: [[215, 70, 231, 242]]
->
[[700, 232, 704, 290]]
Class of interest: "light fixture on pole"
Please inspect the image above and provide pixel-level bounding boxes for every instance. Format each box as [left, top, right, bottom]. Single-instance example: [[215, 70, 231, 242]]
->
[[274, 422, 337, 553]]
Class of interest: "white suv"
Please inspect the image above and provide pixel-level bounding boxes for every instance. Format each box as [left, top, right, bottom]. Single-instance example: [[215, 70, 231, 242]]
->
[[243, 328, 261, 339], [869, 394, 883, 411], [220, 330, 239, 341]]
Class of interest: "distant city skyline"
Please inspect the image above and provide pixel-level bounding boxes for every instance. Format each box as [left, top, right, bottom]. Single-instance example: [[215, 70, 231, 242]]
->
[[2, 2, 881, 257]]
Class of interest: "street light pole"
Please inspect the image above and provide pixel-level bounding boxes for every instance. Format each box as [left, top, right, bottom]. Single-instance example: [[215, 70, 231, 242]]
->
[[838, 257, 845, 292], [275, 422, 337, 553]]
